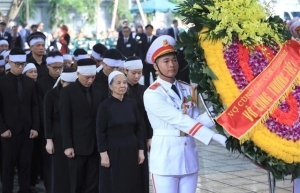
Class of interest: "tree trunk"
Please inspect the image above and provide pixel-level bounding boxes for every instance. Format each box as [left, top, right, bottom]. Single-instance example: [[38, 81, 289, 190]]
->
[[5, 0, 24, 23], [96, 0, 101, 36], [136, 0, 147, 25], [111, 0, 119, 30]]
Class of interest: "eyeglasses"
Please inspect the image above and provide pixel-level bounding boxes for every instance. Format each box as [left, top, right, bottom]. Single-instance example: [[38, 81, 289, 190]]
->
[[50, 66, 63, 71], [13, 62, 26, 68]]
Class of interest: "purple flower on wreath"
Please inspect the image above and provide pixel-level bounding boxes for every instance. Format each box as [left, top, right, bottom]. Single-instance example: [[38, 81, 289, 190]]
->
[[265, 86, 300, 141], [223, 40, 249, 90], [248, 50, 269, 77]]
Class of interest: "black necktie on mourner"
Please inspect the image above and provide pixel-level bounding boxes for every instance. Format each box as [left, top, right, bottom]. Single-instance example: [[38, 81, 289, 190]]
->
[[85, 87, 91, 105], [16, 76, 23, 100], [171, 85, 180, 99], [148, 37, 151, 44]]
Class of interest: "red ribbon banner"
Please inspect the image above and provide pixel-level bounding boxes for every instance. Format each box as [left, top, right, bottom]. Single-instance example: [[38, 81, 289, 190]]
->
[[216, 40, 300, 139]]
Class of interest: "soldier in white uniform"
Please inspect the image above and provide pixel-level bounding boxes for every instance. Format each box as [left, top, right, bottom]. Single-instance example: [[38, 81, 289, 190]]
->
[[143, 35, 227, 193]]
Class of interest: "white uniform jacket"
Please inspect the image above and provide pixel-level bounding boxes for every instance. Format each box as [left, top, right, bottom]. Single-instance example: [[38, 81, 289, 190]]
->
[[143, 77, 216, 175]]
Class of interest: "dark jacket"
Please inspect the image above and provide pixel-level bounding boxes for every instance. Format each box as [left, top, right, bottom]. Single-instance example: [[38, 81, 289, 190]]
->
[[116, 36, 136, 58], [11, 34, 22, 49], [135, 33, 147, 60], [59, 80, 105, 155], [0, 31, 12, 48], [0, 73, 39, 135], [26, 55, 48, 79]]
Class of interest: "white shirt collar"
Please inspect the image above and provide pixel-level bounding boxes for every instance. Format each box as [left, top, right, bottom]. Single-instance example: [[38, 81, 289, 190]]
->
[[156, 77, 178, 90], [147, 35, 153, 39]]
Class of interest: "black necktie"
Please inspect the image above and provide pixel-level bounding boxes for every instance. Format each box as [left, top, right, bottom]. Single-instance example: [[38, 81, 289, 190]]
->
[[85, 88, 91, 105], [148, 37, 151, 43], [125, 38, 128, 43], [171, 85, 180, 99], [17, 77, 23, 100]]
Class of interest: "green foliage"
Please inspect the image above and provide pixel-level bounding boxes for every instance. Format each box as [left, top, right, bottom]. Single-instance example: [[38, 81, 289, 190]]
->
[[48, 0, 98, 27], [176, 0, 297, 180], [107, 0, 132, 28], [18, 0, 36, 26]]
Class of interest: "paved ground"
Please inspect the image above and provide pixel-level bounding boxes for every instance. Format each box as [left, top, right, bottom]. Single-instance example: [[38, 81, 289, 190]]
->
[[2, 138, 293, 193]]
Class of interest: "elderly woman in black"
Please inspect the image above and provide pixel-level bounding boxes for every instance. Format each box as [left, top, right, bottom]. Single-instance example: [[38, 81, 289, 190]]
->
[[124, 56, 152, 193], [96, 71, 144, 193], [44, 67, 77, 193]]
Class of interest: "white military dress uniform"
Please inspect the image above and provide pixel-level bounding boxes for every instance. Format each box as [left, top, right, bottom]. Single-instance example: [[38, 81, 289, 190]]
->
[[144, 35, 226, 193]]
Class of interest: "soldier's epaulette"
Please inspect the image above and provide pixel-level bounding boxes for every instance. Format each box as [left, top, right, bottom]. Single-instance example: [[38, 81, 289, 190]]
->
[[149, 82, 160, 90], [178, 80, 191, 86]]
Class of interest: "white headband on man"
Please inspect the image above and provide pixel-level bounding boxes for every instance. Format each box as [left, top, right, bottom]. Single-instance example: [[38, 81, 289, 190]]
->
[[73, 54, 89, 61], [96, 65, 103, 73], [63, 54, 72, 61], [53, 72, 78, 88], [124, 60, 143, 70], [1, 50, 10, 59], [29, 37, 45, 46], [22, 63, 36, 74], [5, 63, 10, 71], [0, 59, 4, 66], [108, 71, 125, 85], [91, 50, 103, 60], [46, 56, 64, 65], [77, 65, 97, 76], [103, 58, 123, 67], [0, 40, 8, 46], [9, 55, 27, 62]]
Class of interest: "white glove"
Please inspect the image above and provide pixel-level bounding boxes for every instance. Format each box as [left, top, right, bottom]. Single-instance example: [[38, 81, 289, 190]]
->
[[212, 133, 227, 147]]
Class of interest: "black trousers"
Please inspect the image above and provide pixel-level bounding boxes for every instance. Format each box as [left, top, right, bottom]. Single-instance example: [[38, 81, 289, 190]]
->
[[30, 137, 41, 186], [68, 150, 99, 193], [143, 62, 156, 87], [1, 133, 34, 193]]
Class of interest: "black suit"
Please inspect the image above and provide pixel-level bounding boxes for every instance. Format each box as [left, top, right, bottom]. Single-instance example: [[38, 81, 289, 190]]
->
[[167, 27, 179, 41], [135, 33, 147, 60], [0, 31, 12, 48], [94, 69, 109, 99], [59, 80, 104, 192], [144, 35, 158, 87], [0, 73, 39, 193], [26, 55, 48, 79], [11, 34, 22, 49], [116, 36, 136, 58], [33, 74, 57, 190]]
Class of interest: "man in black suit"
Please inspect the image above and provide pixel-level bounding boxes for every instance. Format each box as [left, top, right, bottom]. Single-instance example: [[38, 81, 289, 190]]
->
[[167, 19, 180, 41], [117, 26, 136, 58], [26, 32, 48, 79], [0, 22, 12, 48], [0, 47, 39, 193], [11, 26, 22, 49], [35, 51, 63, 192], [60, 58, 104, 193], [144, 24, 158, 87], [118, 20, 132, 38]]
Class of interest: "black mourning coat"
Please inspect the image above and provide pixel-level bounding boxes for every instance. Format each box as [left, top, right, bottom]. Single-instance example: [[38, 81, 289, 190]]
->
[[59, 80, 105, 155], [0, 73, 39, 135]]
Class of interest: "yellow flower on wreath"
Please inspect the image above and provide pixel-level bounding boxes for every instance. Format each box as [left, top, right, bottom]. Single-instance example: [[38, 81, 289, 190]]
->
[[204, 0, 283, 47]]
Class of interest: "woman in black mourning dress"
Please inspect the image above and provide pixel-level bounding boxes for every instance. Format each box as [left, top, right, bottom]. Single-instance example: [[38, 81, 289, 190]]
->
[[44, 67, 77, 193], [124, 56, 153, 193], [96, 71, 145, 193]]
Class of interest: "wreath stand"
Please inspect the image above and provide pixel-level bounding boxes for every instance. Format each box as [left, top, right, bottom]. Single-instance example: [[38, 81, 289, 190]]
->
[[267, 172, 276, 193]]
